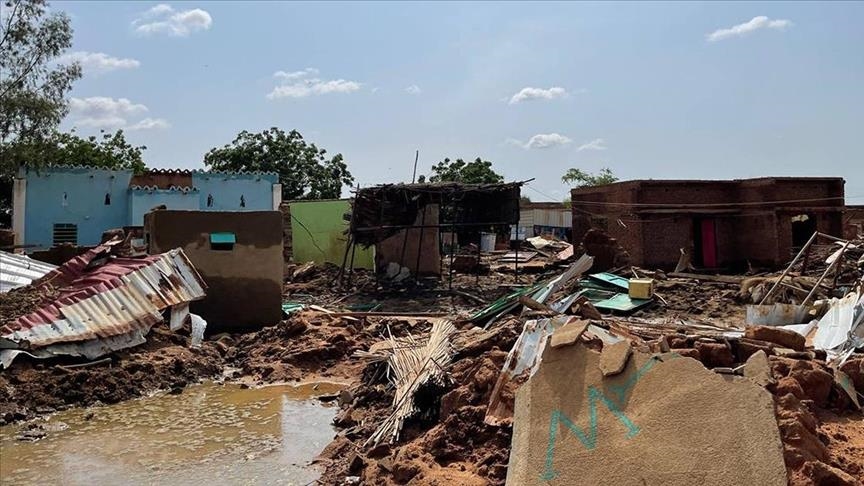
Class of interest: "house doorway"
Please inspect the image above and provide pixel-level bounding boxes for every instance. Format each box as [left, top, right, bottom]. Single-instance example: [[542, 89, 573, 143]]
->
[[694, 218, 718, 268], [791, 214, 816, 250]]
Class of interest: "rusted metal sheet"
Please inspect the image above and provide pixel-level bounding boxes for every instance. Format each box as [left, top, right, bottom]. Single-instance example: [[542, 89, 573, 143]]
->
[[0, 251, 56, 292], [0, 246, 206, 363]]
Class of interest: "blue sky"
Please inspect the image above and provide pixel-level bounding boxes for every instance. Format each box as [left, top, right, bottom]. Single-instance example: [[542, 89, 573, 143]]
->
[[58, 1, 863, 202]]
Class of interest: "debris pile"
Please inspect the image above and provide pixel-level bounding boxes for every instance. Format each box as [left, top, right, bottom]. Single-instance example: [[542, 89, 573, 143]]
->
[[1, 229, 861, 485], [0, 241, 208, 367]]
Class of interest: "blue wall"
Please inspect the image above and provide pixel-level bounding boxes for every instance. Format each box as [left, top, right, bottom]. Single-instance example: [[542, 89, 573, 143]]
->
[[23, 167, 133, 248], [192, 172, 278, 211], [22, 168, 278, 250], [129, 189, 200, 226]]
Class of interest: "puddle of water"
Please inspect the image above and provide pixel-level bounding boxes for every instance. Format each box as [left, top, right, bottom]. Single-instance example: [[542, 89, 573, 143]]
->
[[0, 382, 345, 486]]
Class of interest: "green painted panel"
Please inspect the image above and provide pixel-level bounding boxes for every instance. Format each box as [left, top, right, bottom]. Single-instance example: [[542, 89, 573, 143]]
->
[[588, 273, 630, 291], [210, 232, 236, 244], [592, 293, 652, 312], [289, 200, 374, 269]]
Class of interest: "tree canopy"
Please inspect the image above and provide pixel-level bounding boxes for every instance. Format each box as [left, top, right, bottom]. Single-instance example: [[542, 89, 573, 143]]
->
[[45, 130, 146, 172], [0, 0, 81, 178], [203, 127, 354, 200], [425, 157, 503, 184], [561, 168, 619, 187]]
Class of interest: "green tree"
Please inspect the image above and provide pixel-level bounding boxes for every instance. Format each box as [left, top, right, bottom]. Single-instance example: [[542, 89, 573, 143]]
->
[[426, 157, 503, 184], [44, 129, 146, 172], [561, 168, 618, 187], [1, 0, 81, 175], [203, 127, 354, 200], [0, 0, 81, 225]]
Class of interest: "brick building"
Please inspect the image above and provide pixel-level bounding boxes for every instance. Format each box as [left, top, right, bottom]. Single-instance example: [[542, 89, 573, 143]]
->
[[570, 177, 845, 270], [845, 205, 864, 239]]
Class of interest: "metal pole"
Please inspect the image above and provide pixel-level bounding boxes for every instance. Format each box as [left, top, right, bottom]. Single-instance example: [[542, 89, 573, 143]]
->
[[411, 150, 419, 183], [759, 231, 818, 305], [802, 240, 851, 305]]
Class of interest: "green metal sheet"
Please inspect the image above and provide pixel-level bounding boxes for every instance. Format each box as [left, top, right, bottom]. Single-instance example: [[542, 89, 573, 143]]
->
[[587, 272, 630, 291], [282, 302, 305, 315], [210, 232, 236, 244], [593, 293, 652, 313]]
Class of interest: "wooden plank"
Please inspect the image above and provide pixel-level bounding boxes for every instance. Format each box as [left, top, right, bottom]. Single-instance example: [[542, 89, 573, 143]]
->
[[668, 272, 745, 285]]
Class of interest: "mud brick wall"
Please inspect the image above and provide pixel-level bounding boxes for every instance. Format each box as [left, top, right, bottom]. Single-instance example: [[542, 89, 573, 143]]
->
[[280, 202, 292, 262], [570, 178, 845, 270], [144, 210, 283, 331]]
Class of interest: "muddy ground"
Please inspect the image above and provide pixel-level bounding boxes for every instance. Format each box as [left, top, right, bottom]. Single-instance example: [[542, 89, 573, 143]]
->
[[1, 265, 862, 485]]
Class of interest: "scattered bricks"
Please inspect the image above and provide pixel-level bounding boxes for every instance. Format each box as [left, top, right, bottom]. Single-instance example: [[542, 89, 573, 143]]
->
[[348, 453, 366, 474], [801, 461, 860, 486], [744, 326, 805, 351], [775, 394, 819, 433], [668, 336, 689, 348], [735, 339, 773, 362], [674, 348, 701, 360], [694, 342, 734, 368], [790, 368, 834, 407], [778, 419, 830, 468], [839, 358, 864, 395], [776, 377, 806, 400]]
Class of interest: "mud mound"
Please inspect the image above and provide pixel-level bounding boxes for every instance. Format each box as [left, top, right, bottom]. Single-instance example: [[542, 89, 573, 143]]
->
[[0, 328, 222, 424], [0, 285, 57, 326], [770, 356, 864, 485], [318, 345, 516, 485]]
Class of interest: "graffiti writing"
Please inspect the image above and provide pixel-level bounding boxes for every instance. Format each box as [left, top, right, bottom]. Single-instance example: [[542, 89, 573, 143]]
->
[[541, 354, 678, 481]]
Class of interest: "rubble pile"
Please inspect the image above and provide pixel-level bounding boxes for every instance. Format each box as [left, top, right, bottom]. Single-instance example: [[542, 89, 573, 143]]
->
[[1, 229, 862, 485]]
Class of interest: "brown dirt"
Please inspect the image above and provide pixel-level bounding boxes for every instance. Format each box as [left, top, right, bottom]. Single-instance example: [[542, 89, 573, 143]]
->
[[771, 357, 864, 485], [0, 327, 223, 425], [0, 284, 58, 327], [2, 260, 861, 486]]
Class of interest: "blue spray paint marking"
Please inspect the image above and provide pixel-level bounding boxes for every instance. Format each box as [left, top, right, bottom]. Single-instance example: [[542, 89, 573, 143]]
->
[[540, 354, 680, 481]]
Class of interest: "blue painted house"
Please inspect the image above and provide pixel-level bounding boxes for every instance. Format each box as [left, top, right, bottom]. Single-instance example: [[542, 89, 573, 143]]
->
[[12, 166, 281, 250]]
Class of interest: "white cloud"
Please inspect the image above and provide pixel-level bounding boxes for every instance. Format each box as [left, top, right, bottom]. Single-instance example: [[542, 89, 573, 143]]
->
[[127, 118, 170, 130], [508, 86, 567, 104], [273, 68, 319, 81], [67, 97, 168, 131], [267, 68, 361, 99], [58, 51, 140, 75], [508, 133, 572, 149], [405, 84, 422, 95], [576, 138, 607, 151], [706, 16, 792, 42], [132, 4, 212, 37]]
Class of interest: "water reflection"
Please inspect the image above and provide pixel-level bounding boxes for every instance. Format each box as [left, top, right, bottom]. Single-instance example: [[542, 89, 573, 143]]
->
[[0, 382, 344, 485]]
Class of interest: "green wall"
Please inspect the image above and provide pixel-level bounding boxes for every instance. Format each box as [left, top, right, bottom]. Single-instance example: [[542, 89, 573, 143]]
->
[[289, 200, 374, 269]]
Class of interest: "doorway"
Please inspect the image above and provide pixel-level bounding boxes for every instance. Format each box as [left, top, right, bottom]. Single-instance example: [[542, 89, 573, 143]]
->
[[694, 218, 717, 268], [791, 214, 816, 251]]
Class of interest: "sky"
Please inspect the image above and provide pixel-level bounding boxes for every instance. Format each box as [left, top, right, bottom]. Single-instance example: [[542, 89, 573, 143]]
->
[[57, 1, 864, 202]]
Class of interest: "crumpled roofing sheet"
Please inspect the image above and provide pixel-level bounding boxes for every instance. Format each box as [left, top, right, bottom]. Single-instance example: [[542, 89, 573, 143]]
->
[[0, 251, 56, 293], [0, 245, 206, 362]]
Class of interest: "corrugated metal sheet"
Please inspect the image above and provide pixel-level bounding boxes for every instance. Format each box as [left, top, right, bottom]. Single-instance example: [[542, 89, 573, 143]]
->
[[531, 208, 571, 228], [1, 248, 206, 353], [0, 251, 56, 292]]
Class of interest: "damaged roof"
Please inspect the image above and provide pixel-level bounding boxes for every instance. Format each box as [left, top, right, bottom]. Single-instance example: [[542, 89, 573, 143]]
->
[[0, 251, 56, 293], [0, 244, 206, 366], [350, 181, 525, 246]]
